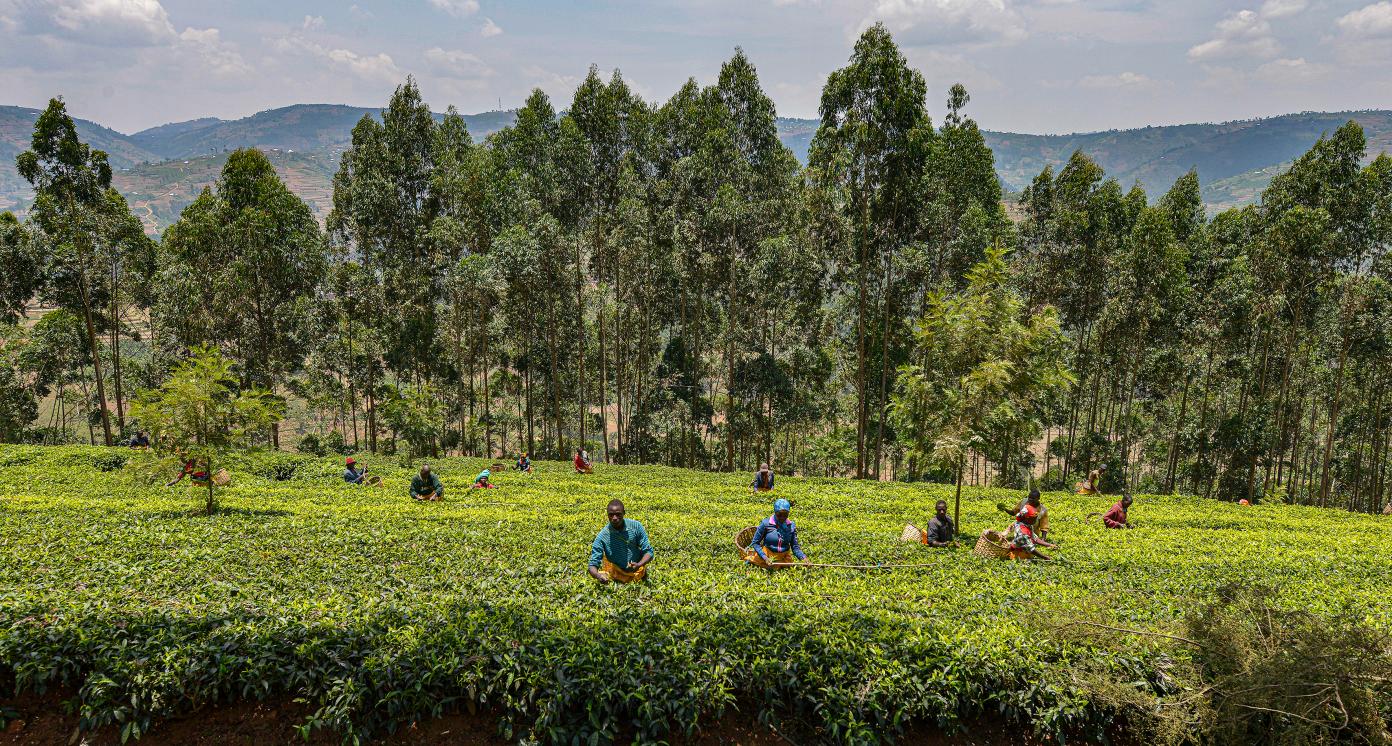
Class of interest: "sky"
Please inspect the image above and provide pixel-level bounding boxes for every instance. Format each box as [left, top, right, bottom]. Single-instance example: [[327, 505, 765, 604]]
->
[[1, 0, 1390, 136]]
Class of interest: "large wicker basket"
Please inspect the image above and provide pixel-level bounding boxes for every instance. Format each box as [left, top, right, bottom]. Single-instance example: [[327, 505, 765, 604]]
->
[[900, 524, 924, 543], [974, 529, 1030, 561], [734, 525, 757, 553]]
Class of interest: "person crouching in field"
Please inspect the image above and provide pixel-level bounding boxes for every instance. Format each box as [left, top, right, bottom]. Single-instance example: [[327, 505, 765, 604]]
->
[[516, 453, 533, 473], [574, 448, 593, 474], [472, 469, 496, 489], [343, 457, 366, 484], [410, 464, 444, 501], [746, 498, 810, 568], [166, 457, 208, 487], [751, 463, 775, 493], [589, 499, 653, 584], [924, 500, 957, 547], [1102, 495, 1134, 528], [1076, 464, 1107, 495], [999, 489, 1050, 541], [1008, 499, 1057, 560]]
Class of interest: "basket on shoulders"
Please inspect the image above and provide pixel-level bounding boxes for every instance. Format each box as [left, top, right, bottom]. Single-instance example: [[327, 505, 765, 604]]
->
[[900, 523, 924, 543]]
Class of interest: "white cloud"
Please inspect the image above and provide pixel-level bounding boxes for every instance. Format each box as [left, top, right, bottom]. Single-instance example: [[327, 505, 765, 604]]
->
[[1077, 71, 1154, 89], [427, 0, 479, 18], [423, 47, 494, 79], [862, 0, 1027, 46], [1259, 0, 1306, 19], [1336, 1, 1392, 37], [176, 27, 249, 76], [277, 36, 402, 82], [1187, 9, 1279, 61], [1254, 56, 1330, 83], [480, 17, 503, 37], [4, 0, 177, 46], [348, 4, 373, 21], [301, 15, 324, 31]]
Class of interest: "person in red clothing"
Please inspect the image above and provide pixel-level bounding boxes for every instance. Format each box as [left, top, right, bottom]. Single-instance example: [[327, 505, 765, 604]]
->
[[574, 448, 593, 474], [1008, 501, 1057, 560], [1102, 494, 1133, 529]]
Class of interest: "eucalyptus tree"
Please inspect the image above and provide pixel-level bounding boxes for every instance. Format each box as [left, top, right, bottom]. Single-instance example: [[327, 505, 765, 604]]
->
[[892, 244, 1073, 528], [0, 213, 40, 325], [810, 24, 930, 478], [157, 148, 327, 446], [16, 98, 120, 444]]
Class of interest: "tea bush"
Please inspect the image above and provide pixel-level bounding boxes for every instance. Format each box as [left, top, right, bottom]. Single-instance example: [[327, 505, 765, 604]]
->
[[0, 445, 1388, 743]]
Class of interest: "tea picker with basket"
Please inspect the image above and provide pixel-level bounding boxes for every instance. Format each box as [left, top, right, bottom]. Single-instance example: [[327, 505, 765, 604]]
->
[[589, 499, 653, 584], [740, 498, 810, 569], [343, 457, 382, 486], [901, 500, 958, 547]]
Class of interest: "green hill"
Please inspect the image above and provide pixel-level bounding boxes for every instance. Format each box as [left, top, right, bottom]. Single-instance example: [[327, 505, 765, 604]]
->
[[129, 104, 518, 160], [0, 105, 162, 213], [4, 104, 1391, 232]]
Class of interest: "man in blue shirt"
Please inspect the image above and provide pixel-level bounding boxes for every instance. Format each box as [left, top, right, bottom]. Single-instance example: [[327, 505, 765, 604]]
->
[[588, 499, 653, 584], [343, 457, 366, 484], [747, 498, 809, 568]]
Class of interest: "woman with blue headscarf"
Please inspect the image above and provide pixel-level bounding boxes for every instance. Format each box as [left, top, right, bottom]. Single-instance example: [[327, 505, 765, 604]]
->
[[746, 498, 809, 568], [472, 469, 496, 489]]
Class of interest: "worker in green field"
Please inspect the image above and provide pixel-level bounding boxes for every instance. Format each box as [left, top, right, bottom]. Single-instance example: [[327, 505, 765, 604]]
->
[[998, 489, 1050, 541], [751, 463, 775, 493], [923, 500, 957, 547], [745, 498, 809, 568], [1076, 464, 1107, 495], [588, 499, 653, 584], [410, 464, 445, 501], [343, 457, 367, 484]]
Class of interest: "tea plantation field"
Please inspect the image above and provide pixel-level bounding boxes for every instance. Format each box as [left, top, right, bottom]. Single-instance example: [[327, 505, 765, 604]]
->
[[1, 445, 1388, 743]]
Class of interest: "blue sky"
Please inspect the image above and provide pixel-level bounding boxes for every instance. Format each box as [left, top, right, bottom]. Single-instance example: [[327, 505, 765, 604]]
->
[[2, 0, 1390, 135]]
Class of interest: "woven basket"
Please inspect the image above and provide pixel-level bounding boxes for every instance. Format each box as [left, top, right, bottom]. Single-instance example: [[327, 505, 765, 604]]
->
[[366, 475, 384, 487], [734, 525, 757, 552], [973, 530, 1013, 560], [212, 469, 231, 487], [900, 524, 924, 543]]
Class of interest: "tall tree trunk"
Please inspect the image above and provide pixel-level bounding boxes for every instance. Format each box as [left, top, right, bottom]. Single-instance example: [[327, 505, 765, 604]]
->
[[109, 258, 126, 432], [855, 190, 869, 479], [1319, 337, 1351, 508], [873, 255, 892, 480], [75, 265, 113, 446]]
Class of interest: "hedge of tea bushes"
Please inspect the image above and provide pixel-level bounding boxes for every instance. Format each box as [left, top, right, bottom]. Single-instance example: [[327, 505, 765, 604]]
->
[[1, 445, 1388, 743]]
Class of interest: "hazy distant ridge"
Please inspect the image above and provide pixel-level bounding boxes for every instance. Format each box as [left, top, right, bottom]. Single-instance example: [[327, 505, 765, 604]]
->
[[2, 103, 1389, 230]]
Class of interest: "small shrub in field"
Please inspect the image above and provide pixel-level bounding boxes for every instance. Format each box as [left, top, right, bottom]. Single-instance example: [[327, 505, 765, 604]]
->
[[297, 433, 325, 456], [90, 452, 127, 472]]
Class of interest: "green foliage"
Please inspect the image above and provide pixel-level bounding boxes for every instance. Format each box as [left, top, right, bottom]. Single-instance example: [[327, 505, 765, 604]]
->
[[379, 382, 446, 459], [0, 445, 1388, 743], [893, 242, 1074, 522], [129, 345, 284, 512]]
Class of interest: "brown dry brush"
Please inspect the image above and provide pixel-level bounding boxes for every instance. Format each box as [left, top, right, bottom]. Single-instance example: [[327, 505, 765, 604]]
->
[[1049, 583, 1392, 745]]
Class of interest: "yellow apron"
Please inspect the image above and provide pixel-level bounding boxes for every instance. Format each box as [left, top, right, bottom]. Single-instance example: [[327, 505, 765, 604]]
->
[[600, 557, 647, 583], [743, 546, 794, 569]]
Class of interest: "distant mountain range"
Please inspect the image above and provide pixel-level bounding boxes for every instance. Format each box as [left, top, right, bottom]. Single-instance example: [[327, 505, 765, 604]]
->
[[3, 103, 1389, 234]]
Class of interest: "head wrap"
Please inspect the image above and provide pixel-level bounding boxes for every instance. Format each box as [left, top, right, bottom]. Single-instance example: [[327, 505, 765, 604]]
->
[[346, 457, 356, 466], [773, 498, 791, 512]]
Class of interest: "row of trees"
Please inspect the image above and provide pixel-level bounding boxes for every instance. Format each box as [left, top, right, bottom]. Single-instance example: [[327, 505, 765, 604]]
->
[[2, 24, 1390, 511]]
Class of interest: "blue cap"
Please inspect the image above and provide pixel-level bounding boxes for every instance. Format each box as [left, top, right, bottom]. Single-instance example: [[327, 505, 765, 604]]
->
[[479, 469, 490, 478], [774, 498, 791, 512]]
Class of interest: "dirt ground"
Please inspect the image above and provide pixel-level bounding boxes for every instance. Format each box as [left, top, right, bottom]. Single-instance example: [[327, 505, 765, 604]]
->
[[1, 690, 1119, 745]]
